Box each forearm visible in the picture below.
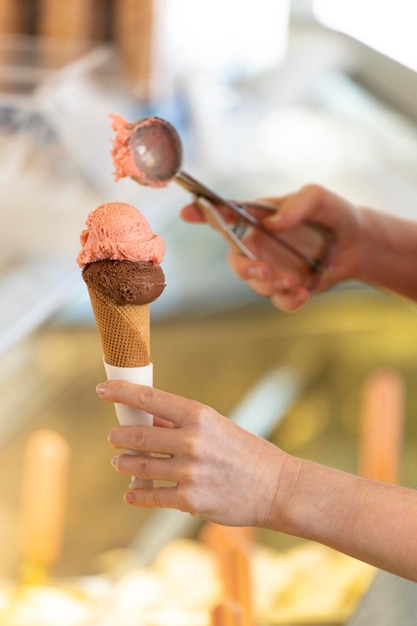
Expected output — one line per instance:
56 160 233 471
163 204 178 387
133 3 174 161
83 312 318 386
357 208 417 301
272 456 417 580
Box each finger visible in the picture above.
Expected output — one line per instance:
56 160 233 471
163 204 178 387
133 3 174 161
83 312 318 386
271 287 310 312
263 185 339 232
261 189 319 232
181 197 282 224
123 485 185 511
108 424 181 455
179 203 206 223
112 452 182 484
153 415 174 428
227 249 302 295
243 196 284 217
124 485 207 520
97 382 200 427
226 249 270 281
246 279 274 298
182 200 250 227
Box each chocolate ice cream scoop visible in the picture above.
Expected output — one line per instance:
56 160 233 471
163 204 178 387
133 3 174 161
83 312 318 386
82 259 165 305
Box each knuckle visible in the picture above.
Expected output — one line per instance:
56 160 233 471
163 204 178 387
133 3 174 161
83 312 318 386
135 385 155 406
153 488 167 509
176 485 199 514
192 403 211 427
182 433 197 459
302 183 324 201
183 403 217 458
140 488 159 508
133 454 151 479
183 435 204 461
131 427 147 449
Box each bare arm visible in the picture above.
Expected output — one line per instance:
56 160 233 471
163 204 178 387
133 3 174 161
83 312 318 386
275 456 417 581
98 381 417 582
356 207 417 302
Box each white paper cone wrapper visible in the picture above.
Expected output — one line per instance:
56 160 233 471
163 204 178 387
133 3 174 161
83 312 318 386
104 360 154 489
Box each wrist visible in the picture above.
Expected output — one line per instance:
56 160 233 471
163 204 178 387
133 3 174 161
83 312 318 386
264 456 357 545
262 451 304 533
355 208 417 299
354 207 385 284
274 458 336 540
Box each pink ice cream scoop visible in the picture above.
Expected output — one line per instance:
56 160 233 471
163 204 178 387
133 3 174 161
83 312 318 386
110 114 180 188
76 202 165 268
109 114 142 182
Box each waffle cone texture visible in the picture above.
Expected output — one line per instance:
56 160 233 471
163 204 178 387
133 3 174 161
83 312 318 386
87 285 150 367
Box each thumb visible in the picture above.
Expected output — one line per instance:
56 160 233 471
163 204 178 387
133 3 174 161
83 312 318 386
262 195 306 232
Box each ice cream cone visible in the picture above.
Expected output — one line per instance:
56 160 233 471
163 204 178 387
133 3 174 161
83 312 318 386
86 283 155 489
86 284 150 368
77 202 165 490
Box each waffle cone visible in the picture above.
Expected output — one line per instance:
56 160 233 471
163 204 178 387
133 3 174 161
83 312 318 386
87 285 150 367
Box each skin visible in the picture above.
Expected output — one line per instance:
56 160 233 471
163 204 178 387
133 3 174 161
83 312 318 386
97 184 417 581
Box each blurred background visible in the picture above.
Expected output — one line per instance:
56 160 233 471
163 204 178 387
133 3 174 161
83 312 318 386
1 0 417 623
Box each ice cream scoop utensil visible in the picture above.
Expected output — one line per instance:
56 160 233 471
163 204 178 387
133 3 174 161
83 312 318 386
194 197 257 261
130 117 334 275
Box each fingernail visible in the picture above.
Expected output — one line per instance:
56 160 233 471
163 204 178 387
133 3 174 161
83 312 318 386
247 266 266 280
124 491 135 504
96 382 108 396
111 455 119 467
292 289 310 308
273 277 291 291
